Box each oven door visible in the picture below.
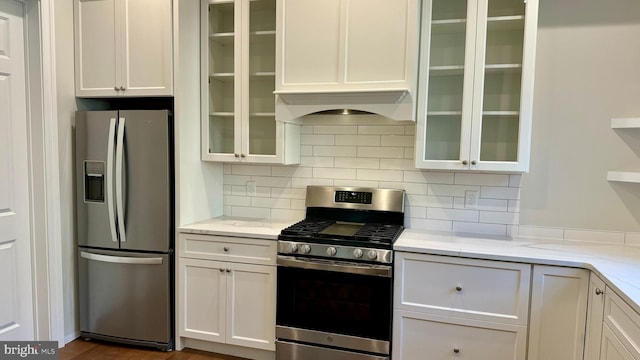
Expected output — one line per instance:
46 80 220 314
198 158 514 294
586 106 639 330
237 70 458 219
276 255 392 355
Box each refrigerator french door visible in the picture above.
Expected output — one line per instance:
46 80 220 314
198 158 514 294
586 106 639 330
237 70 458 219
75 110 173 350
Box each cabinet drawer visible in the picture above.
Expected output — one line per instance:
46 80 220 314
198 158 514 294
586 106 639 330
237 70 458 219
393 310 527 360
179 233 277 266
604 289 640 358
394 253 531 325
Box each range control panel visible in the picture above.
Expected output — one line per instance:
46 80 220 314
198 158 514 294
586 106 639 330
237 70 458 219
334 190 373 204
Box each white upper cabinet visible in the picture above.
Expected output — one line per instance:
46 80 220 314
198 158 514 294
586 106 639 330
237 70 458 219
74 0 174 97
201 0 300 164
274 0 420 121
415 0 538 172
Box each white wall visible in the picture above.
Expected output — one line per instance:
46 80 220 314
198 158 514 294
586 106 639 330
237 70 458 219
519 0 640 232
53 0 78 343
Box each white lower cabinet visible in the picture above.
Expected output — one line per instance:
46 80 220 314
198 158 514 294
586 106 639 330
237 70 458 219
393 252 530 360
393 310 527 360
527 265 590 360
601 290 640 360
601 324 637 360
585 273 608 360
177 234 276 352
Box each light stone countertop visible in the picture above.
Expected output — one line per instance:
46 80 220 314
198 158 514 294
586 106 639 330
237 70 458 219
396 229 640 314
177 217 640 314
177 216 297 240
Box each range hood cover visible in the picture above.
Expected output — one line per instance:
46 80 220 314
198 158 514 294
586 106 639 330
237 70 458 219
274 89 415 122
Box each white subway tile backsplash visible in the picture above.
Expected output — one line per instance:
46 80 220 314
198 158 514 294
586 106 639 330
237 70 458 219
333 179 380 188
314 125 357 135
223 175 251 186
291 199 306 210
379 159 414 170
454 173 509 186
231 206 270 219
453 222 507 237
479 211 519 225
252 197 291 209
272 166 313 178
428 184 480 197
481 186 520 200
564 229 625 244
357 169 403 182
271 209 305 221
224 195 251 207
223 206 232 216
270 187 306 199
335 157 380 169
509 174 523 187
428 208 479 222
291 177 334 188
231 185 246 196
301 134 335 146
301 125 314 134
231 164 271 176
405 125 416 136
405 218 452 232
508 200 520 213
223 185 232 195
300 145 313 156
314 168 356 180
358 126 406 135
406 194 453 208
223 164 232 174
404 148 415 159
300 156 335 168
381 136 414 147
255 187 271 197
336 135 380 146
358 146 405 159
251 176 293 188
453 197 509 212
314 146 357 157
405 206 427 218
404 171 454 184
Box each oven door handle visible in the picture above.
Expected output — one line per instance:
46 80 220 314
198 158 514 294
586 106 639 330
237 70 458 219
277 255 392 278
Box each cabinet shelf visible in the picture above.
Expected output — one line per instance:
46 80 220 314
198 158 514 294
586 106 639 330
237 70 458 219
250 72 275 77
209 32 235 46
430 65 464 76
431 19 466 34
427 111 462 116
611 118 640 128
483 111 519 116
607 171 640 183
250 112 276 117
250 30 276 36
210 112 235 117
487 15 525 30
485 64 522 72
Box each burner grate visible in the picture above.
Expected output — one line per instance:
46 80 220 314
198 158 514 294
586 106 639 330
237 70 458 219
354 224 403 244
280 219 334 237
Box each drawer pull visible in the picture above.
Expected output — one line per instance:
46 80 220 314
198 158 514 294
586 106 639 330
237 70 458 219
455 286 463 292
226 268 231 273
453 348 460 354
219 268 224 272
224 247 230 252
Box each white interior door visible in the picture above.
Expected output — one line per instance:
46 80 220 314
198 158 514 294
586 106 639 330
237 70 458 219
0 0 34 341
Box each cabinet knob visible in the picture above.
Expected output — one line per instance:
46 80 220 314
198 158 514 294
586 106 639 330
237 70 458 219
471 160 477 165
219 268 224 272
223 247 229 252
453 348 460 354
595 288 603 295
119 86 126 91
240 154 246 158
234 153 240 158
455 285 462 292
114 86 119 91
226 268 231 273
462 160 468 165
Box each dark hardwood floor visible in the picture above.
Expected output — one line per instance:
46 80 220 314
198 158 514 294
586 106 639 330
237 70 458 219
58 339 249 360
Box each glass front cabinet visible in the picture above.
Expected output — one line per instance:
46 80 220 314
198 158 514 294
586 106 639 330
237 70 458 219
201 0 300 164
415 0 538 172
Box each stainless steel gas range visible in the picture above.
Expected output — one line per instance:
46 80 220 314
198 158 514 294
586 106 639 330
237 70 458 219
276 186 405 360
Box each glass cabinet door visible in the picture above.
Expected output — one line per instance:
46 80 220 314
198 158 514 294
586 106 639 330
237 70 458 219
205 1 239 157
421 0 475 168
471 0 526 164
246 0 277 158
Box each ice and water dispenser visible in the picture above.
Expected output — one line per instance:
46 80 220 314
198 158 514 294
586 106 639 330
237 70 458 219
83 161 105 203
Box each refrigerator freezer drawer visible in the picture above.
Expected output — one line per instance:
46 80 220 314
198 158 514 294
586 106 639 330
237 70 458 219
78 248 172 348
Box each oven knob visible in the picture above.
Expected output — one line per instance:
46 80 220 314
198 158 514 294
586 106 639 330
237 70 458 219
326 247 337 256
353 249 363 258
366 249 378 260
301 244 311 254
289 243 298 253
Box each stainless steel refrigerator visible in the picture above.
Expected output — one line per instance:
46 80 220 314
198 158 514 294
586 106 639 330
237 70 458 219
75 110 173 350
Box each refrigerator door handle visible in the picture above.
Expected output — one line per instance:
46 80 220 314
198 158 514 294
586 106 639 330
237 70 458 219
107 118 118 244
80 251 163 265
115 117 126 243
